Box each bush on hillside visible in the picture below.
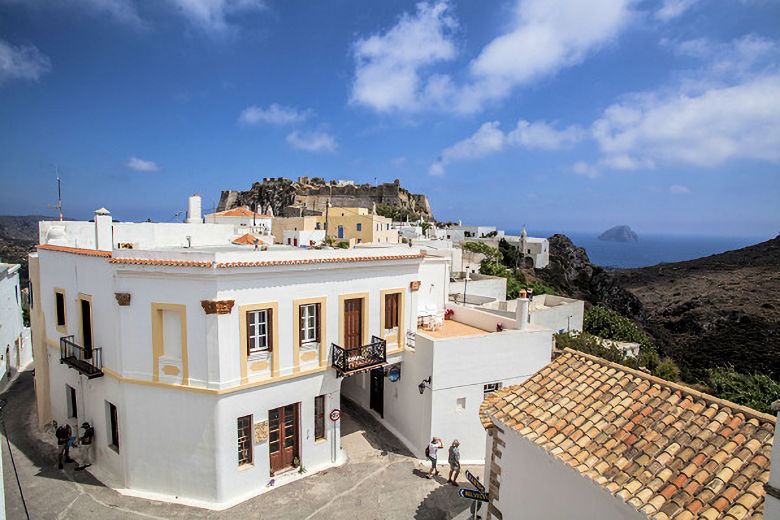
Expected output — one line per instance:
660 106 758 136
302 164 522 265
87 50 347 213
706 366 780 415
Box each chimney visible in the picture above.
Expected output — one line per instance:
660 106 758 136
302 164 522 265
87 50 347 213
94 208 112 251
187 194 202 223
515 298 529 330
765 400 780 518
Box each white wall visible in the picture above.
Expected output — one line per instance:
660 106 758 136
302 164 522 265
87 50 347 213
417 258 448 314
492 427 646 520
1 263 31 379
449 277 506 302
530 296 584 333
428 327 551 462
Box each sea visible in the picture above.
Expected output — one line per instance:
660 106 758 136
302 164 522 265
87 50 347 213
507 231 772 269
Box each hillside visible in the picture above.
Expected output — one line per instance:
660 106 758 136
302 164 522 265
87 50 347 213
615 236 780 380
0 215 56 284
537 234 780 380
218 177 435 221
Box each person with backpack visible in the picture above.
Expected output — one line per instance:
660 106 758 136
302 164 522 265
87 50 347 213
55 422 76 469
76 422 94 471
425 437 443 479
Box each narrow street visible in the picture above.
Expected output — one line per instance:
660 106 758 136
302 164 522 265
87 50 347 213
1 371 481 519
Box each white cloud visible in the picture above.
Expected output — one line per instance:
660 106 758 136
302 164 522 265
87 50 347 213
430 119 582 175
350 1 457 112
655 0 699 20
0 39 51 84
669 184 690 194
286 131 337 153
167 0 266 33
238 104 309 125
126 157 161 171
592 74 780 169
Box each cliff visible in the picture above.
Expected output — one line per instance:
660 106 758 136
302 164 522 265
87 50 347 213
217 178 435 221
598 225 638 242
0 215 61 284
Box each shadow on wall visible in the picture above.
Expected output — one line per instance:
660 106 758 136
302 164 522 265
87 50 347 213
340 397 413 458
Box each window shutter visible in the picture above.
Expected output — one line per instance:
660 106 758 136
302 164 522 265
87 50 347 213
315 303 321 342
246 311 252 355
299 306 305 347
267 309 273 352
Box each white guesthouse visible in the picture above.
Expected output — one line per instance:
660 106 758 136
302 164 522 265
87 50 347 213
30 208 560 508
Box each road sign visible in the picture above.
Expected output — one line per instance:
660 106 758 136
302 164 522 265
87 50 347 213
329 409 341 422
458 489 489 502
465 470 485 493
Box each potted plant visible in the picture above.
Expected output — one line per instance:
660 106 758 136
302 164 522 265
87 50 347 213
444 309 454 320
496 322 504 332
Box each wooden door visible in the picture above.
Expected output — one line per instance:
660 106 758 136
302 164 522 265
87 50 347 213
370 368 384 417
269 403 299 474
344 298 362 349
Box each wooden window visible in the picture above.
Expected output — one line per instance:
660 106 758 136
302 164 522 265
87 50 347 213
384 293 399 330
314 395 325 440
237 415 253 466
300 303 320 345
108 401 119 451
55 291 66 327
247 309 271 354
483 382 502 399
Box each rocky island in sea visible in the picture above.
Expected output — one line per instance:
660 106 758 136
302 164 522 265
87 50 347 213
598 225 639 242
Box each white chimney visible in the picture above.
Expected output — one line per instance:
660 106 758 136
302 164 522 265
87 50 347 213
515 298 529 330
94 208 112 251
187 194 202 223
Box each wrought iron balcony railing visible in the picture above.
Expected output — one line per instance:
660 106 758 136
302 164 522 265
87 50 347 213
60 335 104 379
331 335 386 376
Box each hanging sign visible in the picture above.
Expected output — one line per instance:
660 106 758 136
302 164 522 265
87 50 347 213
329 409 341 422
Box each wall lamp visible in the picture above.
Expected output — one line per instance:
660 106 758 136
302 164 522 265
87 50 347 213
418 376 432 394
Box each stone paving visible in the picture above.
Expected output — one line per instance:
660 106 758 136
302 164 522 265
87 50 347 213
1 371 482 519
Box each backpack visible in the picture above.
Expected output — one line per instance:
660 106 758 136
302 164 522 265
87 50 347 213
56 425 70 444
82 426 95 445
425 445 430 458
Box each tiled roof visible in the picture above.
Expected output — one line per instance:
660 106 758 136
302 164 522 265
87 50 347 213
37 244 112 257
108 258 213 267
231 233 268 245
480 349 776 520
108 253 426 268
206 207 270 218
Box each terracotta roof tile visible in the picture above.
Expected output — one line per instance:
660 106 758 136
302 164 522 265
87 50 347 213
479 349 776 520
37 244 112 257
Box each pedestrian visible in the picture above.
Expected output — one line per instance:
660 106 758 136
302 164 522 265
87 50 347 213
55 422 76 469
447 439 460 485
76 422 94 471
425 436 443 478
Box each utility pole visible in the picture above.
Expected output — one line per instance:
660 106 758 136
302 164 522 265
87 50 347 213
324 185 331 241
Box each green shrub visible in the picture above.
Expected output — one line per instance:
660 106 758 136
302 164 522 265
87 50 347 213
706 366 780 414
584 305 655 350
654 358 681 382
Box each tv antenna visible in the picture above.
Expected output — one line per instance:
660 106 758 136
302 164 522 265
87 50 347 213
48 167 63 221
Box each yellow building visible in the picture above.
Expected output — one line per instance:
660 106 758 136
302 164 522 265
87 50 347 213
271 207 398 246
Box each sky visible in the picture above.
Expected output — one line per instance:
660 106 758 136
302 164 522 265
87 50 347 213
0 0 778 237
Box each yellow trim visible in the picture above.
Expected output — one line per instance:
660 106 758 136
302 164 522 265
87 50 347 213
238 302 279 383
301 350 317 362
151 303 189 385
250 360 269 371
54 287 67 334
101 365 328 395
293 296 327 371
77 293 94 352
338 292 369 347
379 288 405 352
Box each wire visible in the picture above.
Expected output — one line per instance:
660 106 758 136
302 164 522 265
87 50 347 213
1 413 31 519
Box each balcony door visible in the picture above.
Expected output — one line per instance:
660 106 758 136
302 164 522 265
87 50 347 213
269 403 299 474
80 298 93 358
344 298 362 349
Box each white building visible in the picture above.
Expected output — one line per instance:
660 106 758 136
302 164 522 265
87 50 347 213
479 349 776 520
443 225 504 245
30 206 559 507
204 204 273 236
283 229 325 247
501 226 550 269
1 259 32 385
480 294 584 334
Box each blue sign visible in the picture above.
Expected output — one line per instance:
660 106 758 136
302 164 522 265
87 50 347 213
465 470 485 493
458 489 489 502
388 366 401 382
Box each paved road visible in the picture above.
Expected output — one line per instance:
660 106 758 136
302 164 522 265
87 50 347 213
2 371 482 519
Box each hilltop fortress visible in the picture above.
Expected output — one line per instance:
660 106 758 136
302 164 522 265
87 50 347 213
217 177 435 221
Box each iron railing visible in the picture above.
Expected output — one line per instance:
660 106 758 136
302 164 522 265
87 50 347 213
60 335 103 378
331 335 386 376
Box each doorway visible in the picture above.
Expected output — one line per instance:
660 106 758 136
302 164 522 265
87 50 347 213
370 368 384 418
80 298 93 358
269 403 300 474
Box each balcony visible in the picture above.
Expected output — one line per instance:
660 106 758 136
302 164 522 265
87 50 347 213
60 335 104 379
331 336 386 377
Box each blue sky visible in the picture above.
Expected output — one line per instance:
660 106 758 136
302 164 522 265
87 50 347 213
0 0 778 237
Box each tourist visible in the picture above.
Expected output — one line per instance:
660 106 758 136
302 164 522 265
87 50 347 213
426 437 443 478
76 422 94 471
55 422 76 469
447 439 460 485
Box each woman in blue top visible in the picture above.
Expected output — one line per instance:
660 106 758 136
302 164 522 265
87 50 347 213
447 439 460 485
